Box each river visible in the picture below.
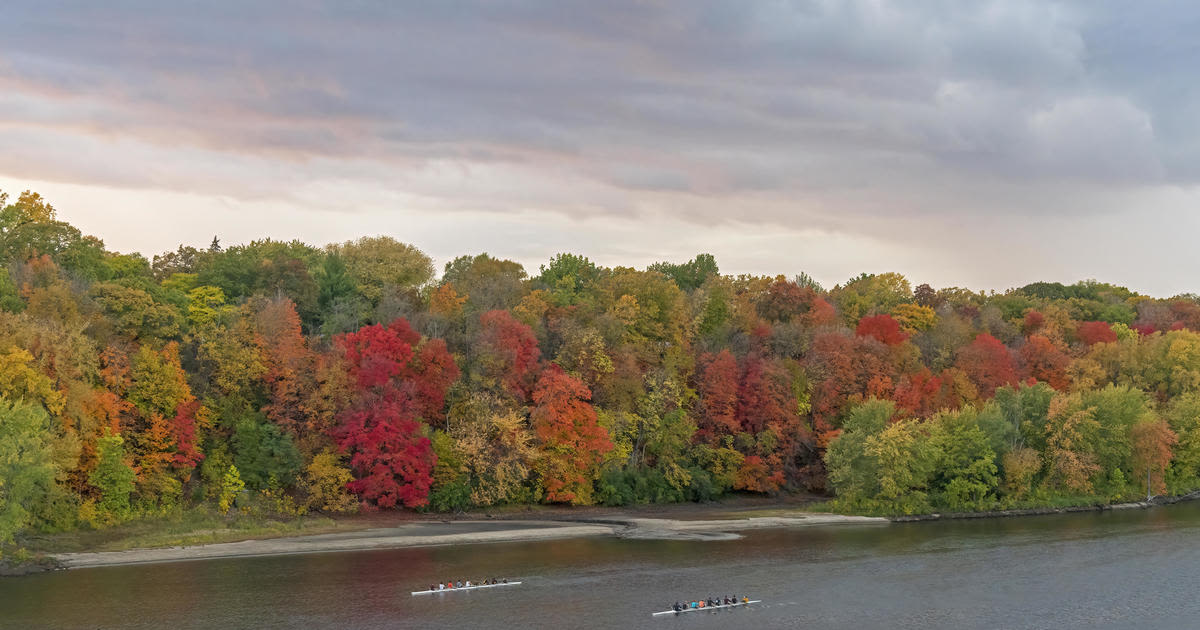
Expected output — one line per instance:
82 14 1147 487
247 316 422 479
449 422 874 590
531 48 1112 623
5 503 1200 629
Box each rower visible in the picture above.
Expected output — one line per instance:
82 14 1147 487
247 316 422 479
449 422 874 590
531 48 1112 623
742 596 749 604
673 602 682 612
465 580 472 587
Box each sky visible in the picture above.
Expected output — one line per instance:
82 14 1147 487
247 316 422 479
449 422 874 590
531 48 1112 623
2 1 1199 295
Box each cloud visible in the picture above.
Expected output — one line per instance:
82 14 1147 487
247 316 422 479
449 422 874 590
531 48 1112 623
1 1 1198 293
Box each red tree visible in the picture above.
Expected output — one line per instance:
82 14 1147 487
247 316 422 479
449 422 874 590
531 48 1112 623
1020 334 1070 389
856 314 907 346
530 365 612 504
477 310 541 400
339 322 415 389
1169 301 1200 331
337 389 434 508
893 368 952 417
697 350 739 441
735 355 813 487
1076 321 1117 346
955 333 1018 399
737 355 808 442
411 338 459 424
1131 323 1157 336
333 318 458 508
169 400 204 471
757 279 816 323
806 297 838 328
1022 310 1045 335
806 330 893 429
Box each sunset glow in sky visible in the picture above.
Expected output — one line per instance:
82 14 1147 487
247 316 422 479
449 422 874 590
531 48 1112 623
3 1 1199 294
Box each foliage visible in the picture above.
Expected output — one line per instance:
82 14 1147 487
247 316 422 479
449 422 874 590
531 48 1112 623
0 399 56 542
219 465 246 514
89 434 136 520
11 186 1200 541
530 366 613 504
326 236 434 304
301 451 359 514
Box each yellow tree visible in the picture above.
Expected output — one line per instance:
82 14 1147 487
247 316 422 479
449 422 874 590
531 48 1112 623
1131 418 1177 496
1043 394 1101 494
892 303 937 334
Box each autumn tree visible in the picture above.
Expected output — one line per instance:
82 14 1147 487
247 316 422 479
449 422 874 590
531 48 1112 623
332 318 458 508
856 314 908 346
696 350 739 441
473 310 541 401
955 333 1019 399
1077 321 1118 346
252 297 313 435
1020 334 1070 389
1043 394 1101 494
830 272 912 324
530 365 612 504
442 253 528 314
1131 418 1177 496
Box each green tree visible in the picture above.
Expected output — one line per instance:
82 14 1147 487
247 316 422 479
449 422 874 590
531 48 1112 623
535 253 600 307
824 399 893 507
929 409 999 511
231 414 302 490
830 272 912 324
0 399 56 543
326 236 434 304
89 434 136 520
648 253 719 292
865 419 935 514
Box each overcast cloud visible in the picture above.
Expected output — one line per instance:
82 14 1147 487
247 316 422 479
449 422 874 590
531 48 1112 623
1 1 1198 294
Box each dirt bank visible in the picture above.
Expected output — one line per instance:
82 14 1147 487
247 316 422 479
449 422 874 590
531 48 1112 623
53 511 885 570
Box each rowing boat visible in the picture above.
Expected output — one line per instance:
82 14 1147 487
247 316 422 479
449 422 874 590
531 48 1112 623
651 600 762 616
411 581 522 596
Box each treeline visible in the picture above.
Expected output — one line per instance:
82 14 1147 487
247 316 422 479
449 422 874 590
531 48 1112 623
4 188 1200 545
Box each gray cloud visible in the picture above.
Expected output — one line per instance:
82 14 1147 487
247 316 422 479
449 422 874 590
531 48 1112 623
1 1 1199 292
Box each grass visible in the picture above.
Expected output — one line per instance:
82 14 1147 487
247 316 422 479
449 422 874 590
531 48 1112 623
704 506 827 519
18 509 353 555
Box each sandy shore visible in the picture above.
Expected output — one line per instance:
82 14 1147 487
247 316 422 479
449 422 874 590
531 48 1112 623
615 514 885 540
53 512 885 570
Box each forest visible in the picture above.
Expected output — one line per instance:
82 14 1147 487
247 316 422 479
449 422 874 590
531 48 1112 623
3 187 1200 550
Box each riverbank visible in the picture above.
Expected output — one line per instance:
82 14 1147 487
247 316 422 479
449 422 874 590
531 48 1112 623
32 491 1200 573
886 490 1200 523
51 510 885 570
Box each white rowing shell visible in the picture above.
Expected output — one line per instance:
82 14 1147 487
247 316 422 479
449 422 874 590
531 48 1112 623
651 600 762 616
411 581 523 596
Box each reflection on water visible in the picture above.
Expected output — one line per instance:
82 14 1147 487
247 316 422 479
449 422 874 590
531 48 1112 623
6 504 1200 629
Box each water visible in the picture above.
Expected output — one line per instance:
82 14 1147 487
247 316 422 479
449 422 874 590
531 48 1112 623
5 504 1200 629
